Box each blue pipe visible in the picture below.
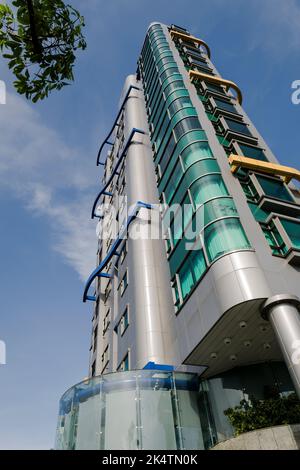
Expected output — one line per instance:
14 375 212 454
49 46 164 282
91 128 145 219
83 201 153 302
96 85 141 166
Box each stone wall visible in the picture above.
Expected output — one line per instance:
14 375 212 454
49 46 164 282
212 424 300 450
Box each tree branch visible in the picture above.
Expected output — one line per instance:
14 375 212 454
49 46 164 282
25 0 42 55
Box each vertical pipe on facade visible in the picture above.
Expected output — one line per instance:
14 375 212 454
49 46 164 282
122 74 179 369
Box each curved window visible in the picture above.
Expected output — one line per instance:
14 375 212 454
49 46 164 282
190 174 228 205
181 142 213 169
160 67 179 83
204 218 250 262
167 159 222 206
159 140 213 194
157 130 207 173
163 80 185 98
156 110 200 165
179 249 206 299
173 116 201 141
202 198 238 226
168 96 193 116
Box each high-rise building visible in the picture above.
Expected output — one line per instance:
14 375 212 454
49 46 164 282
55 22 300 450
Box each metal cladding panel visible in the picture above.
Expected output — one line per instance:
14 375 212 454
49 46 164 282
120 75 179 369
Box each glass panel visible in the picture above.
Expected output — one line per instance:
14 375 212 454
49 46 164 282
189 249 206 282
173 116 201 140
248 202 268 223
190 174 228 205
238 143 267 161
164 80 185 98
140 389 177 449
256 175 294 202
204 218 251 262
179 261 194 299
203 198 238 226
214 98 237 114
76 394 102 450
168 96 193 115
225 118 252 137
181 142 213 169
280 219 300 249
105 389 137 449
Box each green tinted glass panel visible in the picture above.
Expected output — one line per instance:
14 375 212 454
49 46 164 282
173 116 201 140
190 173 228 205
214 98 237 114
256 175 294 202
164 160 184 201
280 219 300 249
164 80 185 98
166 159 221 206
178 249 206 299
169 96 193 116
181 142 213 169
202 198 238 226
238 143 268 161
158 131 208 190
205 83 224 93
179 262 194 299
204 218 251 262
225 118 252 137
190 249 206 282
248 202 268 223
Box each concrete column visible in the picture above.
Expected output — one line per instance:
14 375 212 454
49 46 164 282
261 294 300 398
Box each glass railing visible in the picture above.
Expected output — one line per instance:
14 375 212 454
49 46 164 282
55 369 217 450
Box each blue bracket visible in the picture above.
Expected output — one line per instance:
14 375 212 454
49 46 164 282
83 201 153 303
143 362 174 371
91 128 145 219
96 85 141 166
98 273 113 279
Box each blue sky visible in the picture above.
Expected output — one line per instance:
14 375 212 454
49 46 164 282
0 0 299 449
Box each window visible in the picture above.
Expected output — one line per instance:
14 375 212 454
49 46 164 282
178 249 207 300
163 80 185 98
91 360 96 377
118 352 129 372
102 344 109 366
104 281 111 302
119 241 127 264
256 175 294 202
119 306 129 336
280 219 300 250
120 270 128 296
103 308 110 334
261 223 287 256
158 134 176 172
214 98 237 114
240 178 259 202
238 143 267 162
205 82 225 94
204 218 251 262
93 326 98 352
224 118 252 137
173 116 202 140
190 174 228 206
181 141 213 169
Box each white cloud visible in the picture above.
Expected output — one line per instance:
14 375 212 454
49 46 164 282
0 93 98 280
246 0 300 54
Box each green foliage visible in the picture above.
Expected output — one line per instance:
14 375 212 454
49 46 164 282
224 393 300 436
0 0 86 101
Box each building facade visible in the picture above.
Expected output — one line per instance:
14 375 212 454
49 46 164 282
55 22 300 450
